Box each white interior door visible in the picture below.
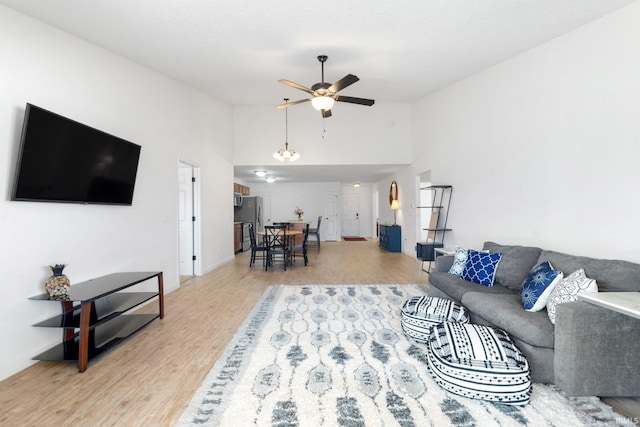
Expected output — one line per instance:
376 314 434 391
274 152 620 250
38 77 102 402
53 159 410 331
372 191 379 237
324 191 339 241
341 193 359 237
178 165 194 276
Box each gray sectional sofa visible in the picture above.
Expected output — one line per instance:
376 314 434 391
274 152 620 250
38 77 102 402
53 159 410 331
428 241 640 397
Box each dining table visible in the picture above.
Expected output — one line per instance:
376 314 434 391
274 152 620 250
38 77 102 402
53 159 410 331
256 229 303 241
268 221 309 244
256 228 305 269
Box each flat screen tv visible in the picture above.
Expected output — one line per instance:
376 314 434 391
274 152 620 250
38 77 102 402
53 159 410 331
12 104 141 205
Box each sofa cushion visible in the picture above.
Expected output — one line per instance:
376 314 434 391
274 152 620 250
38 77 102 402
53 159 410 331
546 268 598 324
429 271 514 302
435 255 454 272
520 261 563 312
461 292 554 348
482 242 542 291
428 272 514 303
537 250 640 292
461 250 502 286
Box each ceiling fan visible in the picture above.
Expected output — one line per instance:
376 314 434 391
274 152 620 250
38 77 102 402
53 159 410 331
276 55 375 118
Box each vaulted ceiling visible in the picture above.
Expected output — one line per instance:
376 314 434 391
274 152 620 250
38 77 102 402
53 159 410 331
2 0 635 182
1 0 634 106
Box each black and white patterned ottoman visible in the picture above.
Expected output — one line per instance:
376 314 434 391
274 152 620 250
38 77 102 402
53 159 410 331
427 322 531 405
401 296 470 344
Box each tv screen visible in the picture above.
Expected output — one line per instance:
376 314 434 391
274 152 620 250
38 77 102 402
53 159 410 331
12 104 141 205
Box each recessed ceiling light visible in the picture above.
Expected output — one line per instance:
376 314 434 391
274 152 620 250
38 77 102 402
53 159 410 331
265 177 276 183
353 182 361 187
254 170 267 177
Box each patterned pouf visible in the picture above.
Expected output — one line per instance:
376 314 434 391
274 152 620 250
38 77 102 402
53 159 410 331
401 296 470 343
427 322 531 405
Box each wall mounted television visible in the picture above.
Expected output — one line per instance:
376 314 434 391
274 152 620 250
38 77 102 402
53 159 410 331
12 104 142 205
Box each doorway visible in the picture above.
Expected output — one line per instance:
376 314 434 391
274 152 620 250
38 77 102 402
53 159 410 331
342 193 359 237
324 191 338 241
372 190 379 238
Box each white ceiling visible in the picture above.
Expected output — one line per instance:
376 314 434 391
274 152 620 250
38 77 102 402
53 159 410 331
2 0 636 182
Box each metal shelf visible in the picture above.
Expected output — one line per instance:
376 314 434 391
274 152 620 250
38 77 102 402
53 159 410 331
417 185 453 272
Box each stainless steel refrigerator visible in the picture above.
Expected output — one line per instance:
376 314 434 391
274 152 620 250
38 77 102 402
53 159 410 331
234 196 263 250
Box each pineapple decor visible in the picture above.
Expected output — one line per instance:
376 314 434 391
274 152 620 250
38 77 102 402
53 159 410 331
45 263 70 300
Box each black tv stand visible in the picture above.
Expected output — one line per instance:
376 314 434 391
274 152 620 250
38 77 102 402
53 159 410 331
30 271 164 372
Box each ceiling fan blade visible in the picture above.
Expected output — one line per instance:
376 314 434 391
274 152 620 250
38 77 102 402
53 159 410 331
335 95 375 106
321 109 332 118
276 99 310 109
328 74 359 93
278 79 314 95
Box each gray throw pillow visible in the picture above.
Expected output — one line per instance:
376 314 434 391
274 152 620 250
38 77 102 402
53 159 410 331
483 242 542 291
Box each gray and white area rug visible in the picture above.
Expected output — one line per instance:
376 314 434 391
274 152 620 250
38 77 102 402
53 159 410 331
176 284 633 427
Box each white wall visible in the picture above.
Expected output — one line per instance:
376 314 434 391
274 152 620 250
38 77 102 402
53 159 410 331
0 7 234 380
250 181 340 240
233 103 412 166
392 1 640 262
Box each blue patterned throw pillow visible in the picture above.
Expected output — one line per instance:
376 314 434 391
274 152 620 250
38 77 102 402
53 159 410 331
520 261 564 312
461 250 502 286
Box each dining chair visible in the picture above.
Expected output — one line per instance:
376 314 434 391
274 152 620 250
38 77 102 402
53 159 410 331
292 223 310 266
247 223 267 267
264 224 290 271
308 216 322 252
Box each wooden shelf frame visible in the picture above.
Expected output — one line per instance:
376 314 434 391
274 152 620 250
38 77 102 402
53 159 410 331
30 271 164 373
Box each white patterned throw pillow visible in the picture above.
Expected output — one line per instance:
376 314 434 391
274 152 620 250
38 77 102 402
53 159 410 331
448 247 468 276
448 247 489 276
546 268 598 324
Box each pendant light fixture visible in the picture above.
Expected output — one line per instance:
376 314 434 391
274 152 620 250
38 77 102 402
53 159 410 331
273 98 300 162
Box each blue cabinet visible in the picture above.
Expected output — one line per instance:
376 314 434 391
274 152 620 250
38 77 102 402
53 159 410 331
379 225 401 252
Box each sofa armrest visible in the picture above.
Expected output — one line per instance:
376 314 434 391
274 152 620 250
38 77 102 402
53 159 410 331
554 300 640 396
435 255 454 272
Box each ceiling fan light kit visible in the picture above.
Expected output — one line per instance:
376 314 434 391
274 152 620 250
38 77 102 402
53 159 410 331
311 96 335 111
277 55 375 118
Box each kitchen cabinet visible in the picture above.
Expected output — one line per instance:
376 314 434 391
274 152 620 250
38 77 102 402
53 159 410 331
233 183 250 196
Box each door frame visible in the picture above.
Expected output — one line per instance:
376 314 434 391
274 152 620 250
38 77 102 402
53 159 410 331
178 161 202 277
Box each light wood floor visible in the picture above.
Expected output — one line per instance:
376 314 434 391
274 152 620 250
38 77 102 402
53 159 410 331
0 240 636 426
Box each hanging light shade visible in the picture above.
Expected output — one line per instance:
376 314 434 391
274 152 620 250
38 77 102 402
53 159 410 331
311 96 335 111
273 142 300 161
273 99 300 162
